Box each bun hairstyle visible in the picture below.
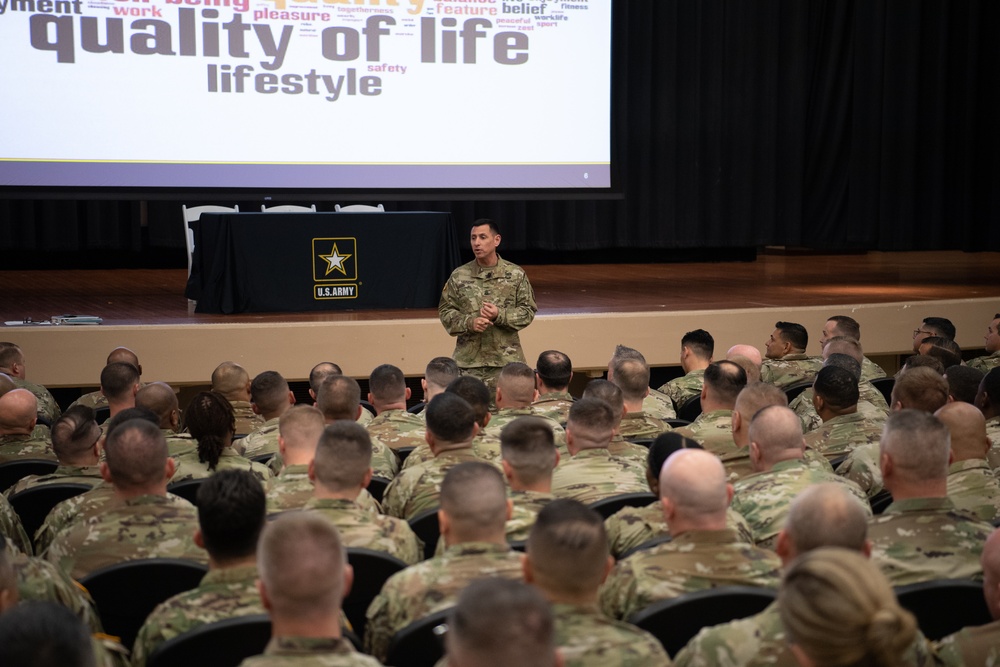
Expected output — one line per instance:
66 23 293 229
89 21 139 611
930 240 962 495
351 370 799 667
184 391 235 471
778 547 917 667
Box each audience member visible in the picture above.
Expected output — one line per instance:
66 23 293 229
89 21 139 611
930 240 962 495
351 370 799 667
485 362 566 444
176 392 273 482
531 349 575 426
0 342 61 422
308 361 373 426
935 528 1000 665
581 379 647 463
819 315 887 380
421 356 460 405
937 401 1000 522
135 382 196 458
4 405 102 497
98 361 141 421
69 347 143 411
911 316 956 353
241 371 295 459
802 365 885 461
609 344 677 420
674 360 746 456
918 335 963 369
945 364 985 404
0 388 54 462
760 321 822 388
0 601 97 667
608 352 673 438
659 329 714 409
365 364 427 453
499 416 559 542
211 361 264 436
315 375 398 479
968 313 1000 373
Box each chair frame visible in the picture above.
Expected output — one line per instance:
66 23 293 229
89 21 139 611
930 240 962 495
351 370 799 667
181 204 239 276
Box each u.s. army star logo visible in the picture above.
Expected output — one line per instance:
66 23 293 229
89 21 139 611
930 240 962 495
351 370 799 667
312 237 358 283
320 243 352 276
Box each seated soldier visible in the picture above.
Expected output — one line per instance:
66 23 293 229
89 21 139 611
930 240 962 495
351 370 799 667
760 321 822 388
0 389 55 462
308 361 373 426
658 329 714 409
608 352 673 438
0 342 61 423
69 347 143 411
581 380 647 463
5 405 103 497
365 364 427 451
946 364 985 404
483 363 567 447
531 350 576 426
674 360 747 456
97 361 141 424
937 402 1000 523
316 375 398 480
726 344 763 384
978 368 1000 469
819 315 887 381
0 601 96 667
172 392 273 483
135 382 196 458
935 528 1000 665
911 316 956 353
240 371 295 459
609 345 676 420
420 356 460 406
803 366 885 461
919 335 963 369
211 361 264 437
968 313 1000 373
499 416 559 542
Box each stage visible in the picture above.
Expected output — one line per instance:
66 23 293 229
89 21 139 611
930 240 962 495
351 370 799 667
1 251 998 389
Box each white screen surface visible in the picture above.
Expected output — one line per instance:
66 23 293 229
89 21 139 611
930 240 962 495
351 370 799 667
0 0 611 189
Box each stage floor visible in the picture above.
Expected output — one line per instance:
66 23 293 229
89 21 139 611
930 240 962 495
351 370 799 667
2 251 998 387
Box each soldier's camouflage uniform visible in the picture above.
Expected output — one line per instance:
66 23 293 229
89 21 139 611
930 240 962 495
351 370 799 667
674 600 939 667
6 540 103 632
968 350 1000 373
759 355 823 389
382 447 499 520
131 564 264 667
986 416 1000 472
790 385 888 433
834 442 883 498
5 463 103 498
366 409 427 452
604 501 753 559
34 482 116 554
303 497 423 565
364 541 523 661
607 435 650 465
731 459 870 549
532 390 575 426
801 410 886 461
163 430 198 458
868 497 994 585
860 356 888 381
401 431 504 470
11 377 62 422
229 400 265 437
674 410 739 457
553 602 671 667
598 528 781 621
240 417 280 459
618 412 672 441
935 619 1000 667
265 464 381 515
240 636 383 667
172 447 274 484
719 447 833 485
45 493 207 579
947 458 1000 522
506 489 556 542
659 369 706 410
643 389 678 420
438 256 537 389
484 408 567 450
551 449 649 505
1 490 32 554
0 432 56 463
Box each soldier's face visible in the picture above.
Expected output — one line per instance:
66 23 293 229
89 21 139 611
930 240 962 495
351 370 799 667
764 330 786 359
986 319 1000 353
912 322 936 352
820 320 839 346
470 225 500 264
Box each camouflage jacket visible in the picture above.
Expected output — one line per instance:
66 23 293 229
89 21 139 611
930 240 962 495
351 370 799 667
12 377 62 422
265 464 381 515
0 432 56 463
987 417 1000 471
935 618 1000 667
364 541 523 660
303 497 423 565
618 412 672 441
802 410 886 461
643 389 678 420
7 541 103 633
484 408 567 448
732 459 870 549
401 431 504 470
230 400 265 437
382 447 496 519
241 636 383 667
551 448 649 505
532 390 575 426
968 350 1000 373
507 489 557 542
719 447 833 484
553 602 671 667
34 482 116 555
947 458 1000 522
790 384 888 433
860 356 888 381
163 430 198 458
131 564 263 667
438 256 536 369
171 447 274 484
760 354 823 389
1 491 31 554
240 418 280 458
674 600 939 667
5 464 103 498
598 528 781 621
835 442 883 498
45 493 207 579
604 501 754 559
607 435 650 465
675 410 738 457
868 496 994 585
366 409 427 451
658 368 706 409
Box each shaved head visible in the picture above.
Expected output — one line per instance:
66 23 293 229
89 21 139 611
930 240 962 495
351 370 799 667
278 405 326 463
107 347 140 371
935 401 990 462
211 361 250 400
880 409 951 483
749 406 804 464
440 462 508 541
136 382 178 429
0 389 37 433
497 362 537 406
728 344 763 368
659 449 729 523
783 484 869 556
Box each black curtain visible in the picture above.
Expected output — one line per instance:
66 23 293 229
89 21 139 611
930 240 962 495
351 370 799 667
2 0 998 255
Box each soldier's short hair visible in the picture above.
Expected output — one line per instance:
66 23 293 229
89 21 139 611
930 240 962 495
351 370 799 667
0 601 96 667
922 317 956 341
774 322 808 351
778 548 916 667
823 353 862 382
184 392 235 472
0 342 24 371
900 354 945 377
535 350 572 389
734 383 788 421
446 579 556 667
314 421 373 491
104 418 169 490
880 409 951 482
426 392 477 443
827 316 862 341
704 361 747 405
500 417 557 485
135 383 178 428
197 469 266 562
784 484 869 554
608 357 649 403
104 406 159 440
749 406 804 459
647 432 703 478
813 366 860 411
682 329 715 359
823 337 864 365
890 366 949 413
527 499 608 597
611 344 646 364
211 361 250 396
278 405 325 454
424 357 460 392
0 389 35 431
445 376 491 427
566 397 615 442
250 371 290 415
258 513 347 621
308 362 342 394
50 406 100 462
497 362 536 404
316 375 361 421
920 337 963 369
472 218 500 236
99 361 140 402
368 364 407 404
440 462 508 536
582 379 624 417
945 365 985 404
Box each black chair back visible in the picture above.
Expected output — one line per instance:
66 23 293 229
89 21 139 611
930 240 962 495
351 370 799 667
407 402 426 415
0 459 58 493
344 548 408 639
385 607 452 667
167 478 206 507
367 476 391 504
620 534 673 560
628 586 777 657
869 377 896 405
676 396 702 422
249 453 274 465
408 507 441 561
665 419 692 428
79 558 209 649
147 613 271 667
587 493 658 520
894 579 992 641
869 489 894 515
397 446 416 463
9 482 91 542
